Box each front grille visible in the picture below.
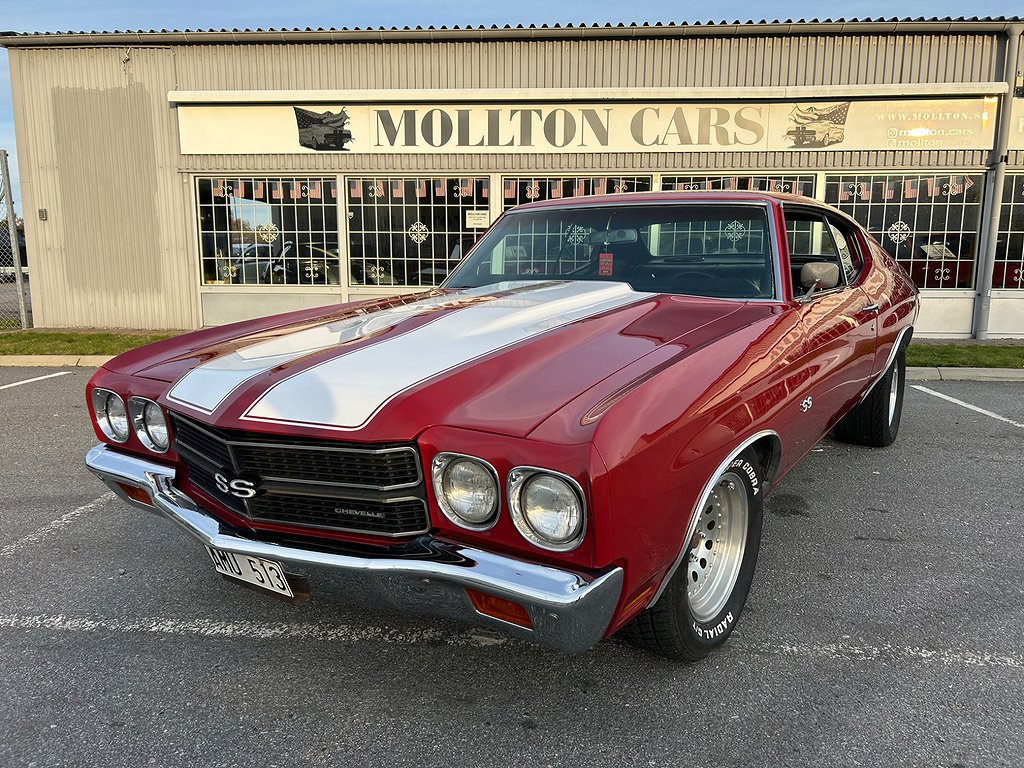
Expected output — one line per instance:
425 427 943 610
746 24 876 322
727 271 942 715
247 495 429 536
231 442 420 488
169 413 430 537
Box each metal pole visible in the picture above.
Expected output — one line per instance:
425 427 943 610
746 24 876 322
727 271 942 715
973 25 1022 339
0 150 28 330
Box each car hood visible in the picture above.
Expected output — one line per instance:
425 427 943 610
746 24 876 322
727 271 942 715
113 281 773 441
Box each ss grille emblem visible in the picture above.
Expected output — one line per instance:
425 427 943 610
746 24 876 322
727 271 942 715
800 396 813 413
214 471 259 499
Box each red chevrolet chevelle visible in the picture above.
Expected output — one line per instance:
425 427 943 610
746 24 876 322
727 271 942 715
86 192 917 659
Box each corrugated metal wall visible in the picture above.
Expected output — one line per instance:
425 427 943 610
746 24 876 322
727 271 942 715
10 46 198 329
7 30 1013 328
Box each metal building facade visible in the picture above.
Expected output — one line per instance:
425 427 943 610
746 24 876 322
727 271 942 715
3 19 1023 335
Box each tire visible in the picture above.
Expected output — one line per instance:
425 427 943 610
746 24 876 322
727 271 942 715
626 449 764 661
832 346 906 447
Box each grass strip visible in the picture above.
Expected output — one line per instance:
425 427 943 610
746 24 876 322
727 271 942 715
905 344 1024 369
0 330 179 356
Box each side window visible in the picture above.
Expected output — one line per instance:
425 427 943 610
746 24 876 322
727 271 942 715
826 218 864 284
784 209 846 293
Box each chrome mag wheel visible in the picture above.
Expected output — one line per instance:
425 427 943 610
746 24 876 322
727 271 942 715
888 360 901 426
686 471 749 623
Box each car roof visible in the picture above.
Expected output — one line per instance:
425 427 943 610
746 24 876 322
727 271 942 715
510 189 831 212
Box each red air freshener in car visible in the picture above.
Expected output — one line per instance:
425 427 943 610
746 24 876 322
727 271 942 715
598 252 614 276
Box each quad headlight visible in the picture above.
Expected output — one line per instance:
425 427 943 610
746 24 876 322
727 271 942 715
432 453 499 530
90 389 130 443
129 397 170 453
508 468 586 551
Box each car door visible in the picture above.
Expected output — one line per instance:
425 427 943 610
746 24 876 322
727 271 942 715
783 207 878 454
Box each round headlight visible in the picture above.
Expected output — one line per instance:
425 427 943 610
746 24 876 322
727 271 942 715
509 469 585 551
432 454 499 529
142 401 170 451
92 389 130 443
128 397 170 453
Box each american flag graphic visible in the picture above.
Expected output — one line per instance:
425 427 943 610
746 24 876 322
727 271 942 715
859 182 872 202
503 179 516 199
593 178 606 194
391 180 404 199
435 180 445 197
252 181 265 199
271 182 283 200
415 179 428 198
574 178 587 197
904 180 918 199
211 180 226 198
348 179 362 199
790 102 852 126
550 180 563 198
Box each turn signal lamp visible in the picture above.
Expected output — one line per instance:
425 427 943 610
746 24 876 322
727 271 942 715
117 483 153 507
466 589 533 629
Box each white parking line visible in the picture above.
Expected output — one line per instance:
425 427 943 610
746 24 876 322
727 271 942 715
0 492 115 558
0 612 506 647
0 611 1021 669
0 371 71 391
744 640 1024 670
910 385 1024 430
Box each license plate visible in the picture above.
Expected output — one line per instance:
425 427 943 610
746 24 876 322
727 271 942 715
205 546 294 598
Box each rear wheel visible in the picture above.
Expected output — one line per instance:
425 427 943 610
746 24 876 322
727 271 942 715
626 449 764 661
833 346 906 447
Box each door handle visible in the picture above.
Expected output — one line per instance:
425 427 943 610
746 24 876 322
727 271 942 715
858 303 880 315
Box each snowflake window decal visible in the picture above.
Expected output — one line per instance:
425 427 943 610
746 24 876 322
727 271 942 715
724 220 747 243
887 220 911 245
565 224 588 246
408 221 430 244
257 222 280 244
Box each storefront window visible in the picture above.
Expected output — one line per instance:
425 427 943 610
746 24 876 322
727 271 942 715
500 176 652 210
346 177 489 287
824 174 983 289
660 174 816 196
196 178 339 286
995 173 1024 289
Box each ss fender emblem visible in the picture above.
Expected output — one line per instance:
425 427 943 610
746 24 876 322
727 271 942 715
214 471 259 499
800 396 813 413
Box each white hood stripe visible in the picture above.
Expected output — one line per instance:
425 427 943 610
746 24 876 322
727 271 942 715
241 281 647 431
166 289 494 414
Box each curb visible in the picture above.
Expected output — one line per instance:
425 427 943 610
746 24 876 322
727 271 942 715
0 355 113 368
906 367 1024 382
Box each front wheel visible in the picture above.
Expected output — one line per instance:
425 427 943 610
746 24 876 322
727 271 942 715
832 346 906 447
626 449 764 661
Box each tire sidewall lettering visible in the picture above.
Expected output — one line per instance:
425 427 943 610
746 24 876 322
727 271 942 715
728 458 760 496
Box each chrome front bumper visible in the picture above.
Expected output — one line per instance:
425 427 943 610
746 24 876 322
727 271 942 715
85 444 622 652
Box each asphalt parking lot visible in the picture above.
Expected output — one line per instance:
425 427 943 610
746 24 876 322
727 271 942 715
0 366 1021 768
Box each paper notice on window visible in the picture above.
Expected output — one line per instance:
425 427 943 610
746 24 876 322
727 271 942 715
465 210 491 229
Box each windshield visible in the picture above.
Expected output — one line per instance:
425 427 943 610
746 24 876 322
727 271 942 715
444 203 776 299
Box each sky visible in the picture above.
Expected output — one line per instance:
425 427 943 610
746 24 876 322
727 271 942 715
1 0 1021 211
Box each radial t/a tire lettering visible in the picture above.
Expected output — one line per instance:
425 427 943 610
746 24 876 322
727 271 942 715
626 448 764 661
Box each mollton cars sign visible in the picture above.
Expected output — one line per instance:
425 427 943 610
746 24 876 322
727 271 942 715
177 98 997 154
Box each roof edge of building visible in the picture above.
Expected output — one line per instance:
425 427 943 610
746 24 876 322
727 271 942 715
2 18 1024 48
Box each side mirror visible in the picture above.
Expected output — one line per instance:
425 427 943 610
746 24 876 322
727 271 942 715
799 262 840 299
